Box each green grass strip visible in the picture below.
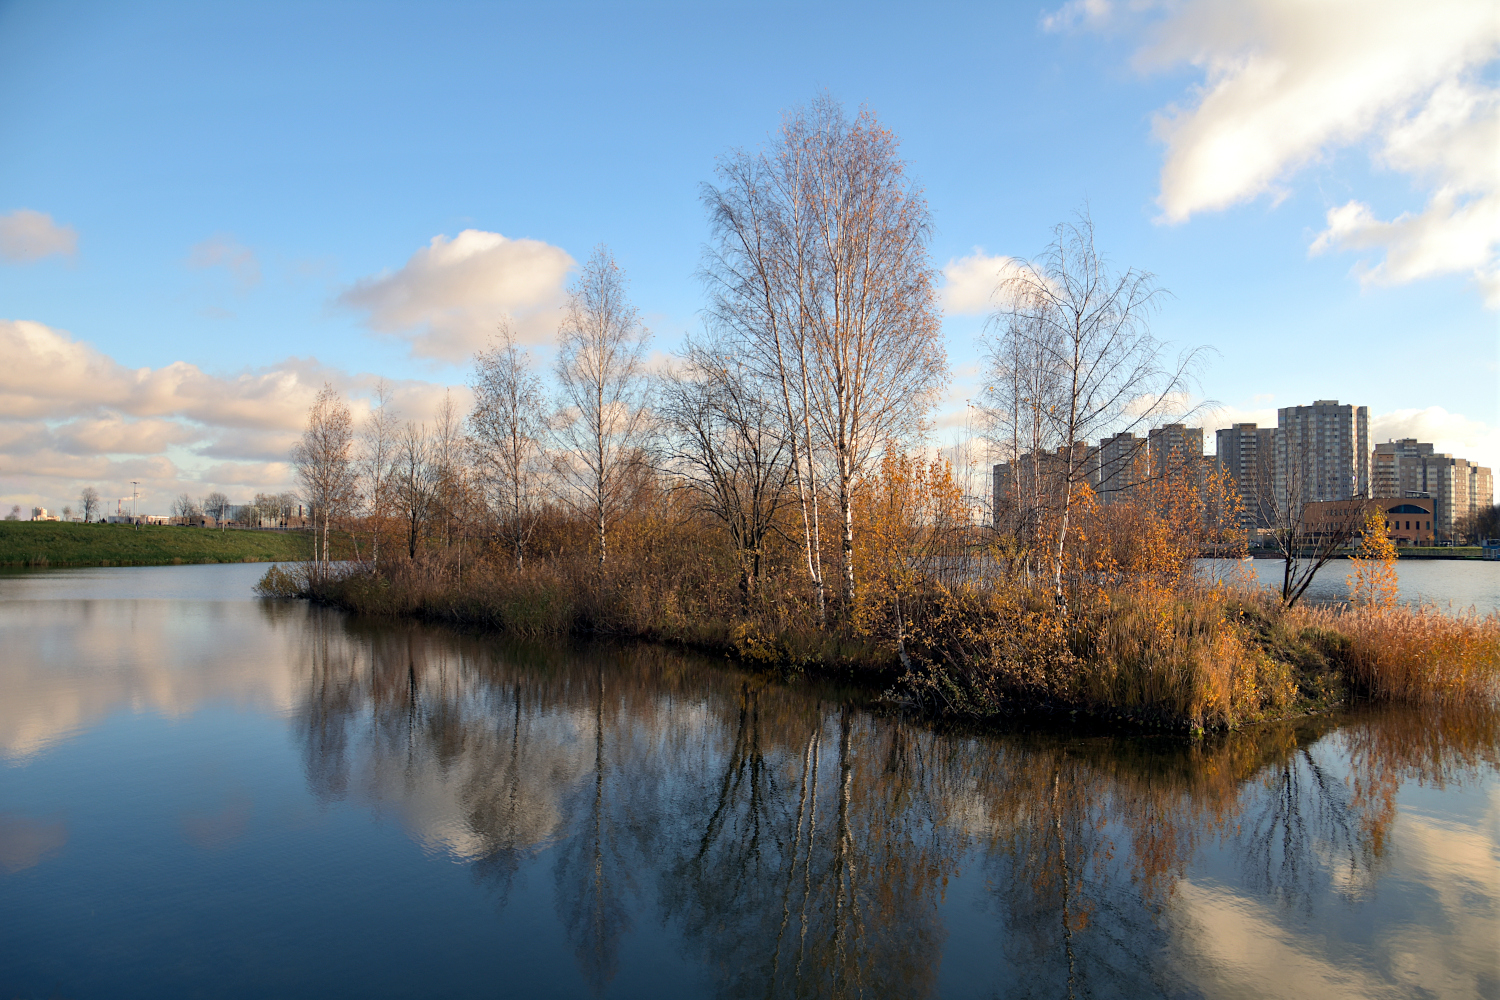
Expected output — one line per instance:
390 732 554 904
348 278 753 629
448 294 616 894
0 521 315 567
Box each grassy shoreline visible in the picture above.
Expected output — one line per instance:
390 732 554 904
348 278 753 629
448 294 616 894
0 520 312 567
259 558 1496 735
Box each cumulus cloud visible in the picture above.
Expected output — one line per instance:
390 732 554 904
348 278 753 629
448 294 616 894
0 209 77 262
196 428 304 463
1370 406 1500 472
1053 0 1500 304
0 319 460 514
338 229 575 361
188 234 261 290
201 461 294 487
0 319 320 429
941 252 1031 315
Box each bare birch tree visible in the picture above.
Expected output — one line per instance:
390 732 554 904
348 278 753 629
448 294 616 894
470 321 548 568
202 490 230 534
360 379 399 568
430 390 470 550
1257 438 1368 608
78 486 100 523
291 383 359 574
394 421 435 560
995 211 1204 606
552 246 652 567
703 95 946 618
984 304 1065 582
658 337 796 598
703 142 830 623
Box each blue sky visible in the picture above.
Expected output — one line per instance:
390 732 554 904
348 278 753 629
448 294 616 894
1 0 1496 513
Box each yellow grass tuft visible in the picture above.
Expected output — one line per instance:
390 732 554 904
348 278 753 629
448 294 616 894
1293 602 1500 707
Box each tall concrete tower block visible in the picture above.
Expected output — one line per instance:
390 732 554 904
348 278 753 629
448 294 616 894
1148 424 1203 480
1275 401 1369 505
1215 423 1277 526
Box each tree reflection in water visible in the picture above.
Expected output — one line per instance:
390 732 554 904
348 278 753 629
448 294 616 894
286 610 1499 999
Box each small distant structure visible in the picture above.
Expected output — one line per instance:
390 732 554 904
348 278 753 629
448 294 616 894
30 507 59 521
1301 498 1434 545
1482 539 1500 561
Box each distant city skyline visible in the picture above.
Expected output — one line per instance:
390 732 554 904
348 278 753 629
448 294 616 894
2 1 1495 513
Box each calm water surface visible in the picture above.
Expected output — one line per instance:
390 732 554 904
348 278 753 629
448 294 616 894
2 564 1497 999
1219 556 1500 613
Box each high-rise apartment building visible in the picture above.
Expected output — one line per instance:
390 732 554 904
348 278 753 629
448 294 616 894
1372 438 1435 498
1148 424 1203 479
992 443 1092 526
1275 400 1369 506
1093 432 1147 504
1215 423 1277 526
1471 465 1494 523
1371 438 1493 540
1427 456 1472 541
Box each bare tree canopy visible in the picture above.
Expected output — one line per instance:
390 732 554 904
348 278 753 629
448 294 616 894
78 486 100 523
394 420 435 560
658 337 796 598
470 320 548 568
1259 439 1370 608
292 383 359 572
552 246 652 566
703 95 947 617
988 210 1206 604
360 378 399 566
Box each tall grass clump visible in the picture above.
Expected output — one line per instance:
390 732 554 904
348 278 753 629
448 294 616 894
1293 603 1500 707
1078 587 1296 730
904 583 1296 731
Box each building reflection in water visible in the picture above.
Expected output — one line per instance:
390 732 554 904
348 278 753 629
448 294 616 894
288 608 1500 999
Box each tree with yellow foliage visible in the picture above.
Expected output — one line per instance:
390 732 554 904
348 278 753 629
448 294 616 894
1348 507 1398 611
854 451 967 667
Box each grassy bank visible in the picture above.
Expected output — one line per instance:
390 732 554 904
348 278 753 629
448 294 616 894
260 554 1500 734
261 556 897 678
0 520 313 567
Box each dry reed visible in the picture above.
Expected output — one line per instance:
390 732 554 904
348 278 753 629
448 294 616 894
1290 602 1500 707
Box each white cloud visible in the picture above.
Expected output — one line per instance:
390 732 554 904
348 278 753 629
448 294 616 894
201 461 294 488
941 252 1030 315
51 415 199 456
0 319 314 429
1041 0 1114 33
1056 0 1500 304
1171 796 1500 1000
0 319 461 513
1370 406 1500 472
193 428 302 463
0 209 77 262
188 234 261 290
338 229 575 362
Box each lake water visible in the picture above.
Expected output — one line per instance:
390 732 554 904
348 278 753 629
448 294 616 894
2 564 1497 999
1209 556 1500 614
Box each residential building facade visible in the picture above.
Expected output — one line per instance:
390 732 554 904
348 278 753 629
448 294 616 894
1148 424 1203 480
1275 400 1369 506
1372 438 1434 499
1093 432 1147 505
1216 423 1277 527
1371 438 1494 541
1470 464 1494 526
